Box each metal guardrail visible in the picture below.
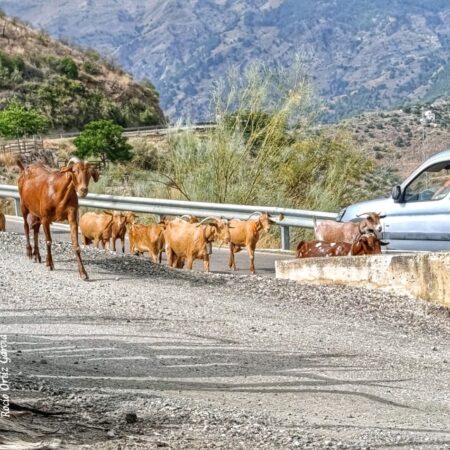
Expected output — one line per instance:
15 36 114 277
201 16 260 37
0 184 337 250
21 122 217 141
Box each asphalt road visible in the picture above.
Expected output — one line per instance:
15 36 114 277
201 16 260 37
1 232 449 449
5 215 293 276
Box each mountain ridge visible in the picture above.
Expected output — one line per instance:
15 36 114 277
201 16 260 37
3 0 450 120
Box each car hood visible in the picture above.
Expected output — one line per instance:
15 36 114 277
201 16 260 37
341 197 395 221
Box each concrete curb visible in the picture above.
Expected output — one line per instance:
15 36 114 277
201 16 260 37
276 252 450 308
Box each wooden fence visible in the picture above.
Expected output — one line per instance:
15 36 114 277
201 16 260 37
0 139 44 156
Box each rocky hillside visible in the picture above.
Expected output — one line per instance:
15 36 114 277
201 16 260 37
3 0 450 121
0 13 165 131
335 99 450 178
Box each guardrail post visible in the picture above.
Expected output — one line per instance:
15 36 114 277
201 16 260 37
280 225 290 251
14 198 21 216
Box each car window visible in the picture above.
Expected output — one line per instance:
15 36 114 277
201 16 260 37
404 162 450 202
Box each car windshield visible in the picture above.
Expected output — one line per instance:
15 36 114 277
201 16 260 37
404 161 450 202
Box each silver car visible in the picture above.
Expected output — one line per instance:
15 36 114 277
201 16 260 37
339 149 450 251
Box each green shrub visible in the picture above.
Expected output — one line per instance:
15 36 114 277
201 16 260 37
394 136 404 147
139 108 159 126
82 60 101 76
74 119 133 165
0 51 24 74
57 57 79 79
0 101 48 138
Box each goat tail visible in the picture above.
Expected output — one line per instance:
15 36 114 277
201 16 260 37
16 157 25 172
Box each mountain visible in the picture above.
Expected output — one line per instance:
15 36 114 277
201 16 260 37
2 0 450 121
0 12 165 131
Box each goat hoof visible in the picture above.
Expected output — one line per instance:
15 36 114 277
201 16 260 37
80 269 89 280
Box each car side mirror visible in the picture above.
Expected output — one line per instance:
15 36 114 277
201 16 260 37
392 185 402 202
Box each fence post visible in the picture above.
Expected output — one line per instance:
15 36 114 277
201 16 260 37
14 198 21 216
280 225 290 251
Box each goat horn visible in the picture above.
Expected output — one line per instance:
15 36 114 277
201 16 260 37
356 212 372 217
67 156 81 166
247 211 263 220
180 215 193 221
196 216 218 226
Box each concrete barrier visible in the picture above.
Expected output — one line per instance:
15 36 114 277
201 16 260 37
275 252 450 308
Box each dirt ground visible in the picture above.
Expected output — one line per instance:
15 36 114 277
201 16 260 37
1 232 449 449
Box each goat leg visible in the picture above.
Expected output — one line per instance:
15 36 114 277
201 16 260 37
246 244 256 274
42 220 55 271
203 254 210 272
68 212 88 280
22 210 33 259
32 221 41 263
228 243 237 270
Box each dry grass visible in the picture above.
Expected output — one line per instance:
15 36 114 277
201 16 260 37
0 151 17 167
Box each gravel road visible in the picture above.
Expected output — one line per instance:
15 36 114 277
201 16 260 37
1 232 450 449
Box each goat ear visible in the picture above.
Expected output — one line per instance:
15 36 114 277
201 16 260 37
90 167 100 182
60 166 72 173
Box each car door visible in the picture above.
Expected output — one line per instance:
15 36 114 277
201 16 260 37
383 161 450 251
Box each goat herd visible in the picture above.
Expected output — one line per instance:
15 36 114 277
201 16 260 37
0 158 387 280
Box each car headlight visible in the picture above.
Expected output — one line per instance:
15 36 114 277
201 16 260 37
336 207 347 222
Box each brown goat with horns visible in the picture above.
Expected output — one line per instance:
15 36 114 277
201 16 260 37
228 212 275 273
17 157 99 279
